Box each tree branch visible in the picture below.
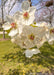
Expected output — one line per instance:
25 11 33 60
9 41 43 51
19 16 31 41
8 1 16 13
3 0 8 5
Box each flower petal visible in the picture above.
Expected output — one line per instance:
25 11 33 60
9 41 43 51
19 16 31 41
24 49 33 58
6 15 15 24
48 38 54 45
32 49 40 54
29 6 36 15
21 15 35 25
8 29 18 37
24 48 40 58
22 1 30 11
27 15 35 25
18 24 23 35
2 22 11 30
14 11 22 20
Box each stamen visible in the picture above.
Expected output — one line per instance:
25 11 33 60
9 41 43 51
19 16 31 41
50 28 54 34
11 23 16 28
29 34 35 40
23 12 29 19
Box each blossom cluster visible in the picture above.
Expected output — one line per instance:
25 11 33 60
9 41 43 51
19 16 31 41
2 1 54 58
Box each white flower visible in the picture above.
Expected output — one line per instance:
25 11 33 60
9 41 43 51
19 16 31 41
14 1 36 26
21 26 37 48
12 25 46 49
11 25 47 49
21 25 46 49
2 15 19 37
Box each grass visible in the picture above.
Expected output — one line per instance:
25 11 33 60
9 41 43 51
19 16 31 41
0 34 54 75
0 34 10 39
0 28 3 31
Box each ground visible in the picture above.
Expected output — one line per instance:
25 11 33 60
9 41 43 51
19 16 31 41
0 34 54 75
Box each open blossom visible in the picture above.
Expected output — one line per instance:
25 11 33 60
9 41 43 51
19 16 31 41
12 25 46 49
20 25 46 49
14 1 36 26
2 15 19 37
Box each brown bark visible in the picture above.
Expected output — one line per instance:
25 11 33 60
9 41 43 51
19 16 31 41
1 0 5 39
45 0 53 7
28 0 32 6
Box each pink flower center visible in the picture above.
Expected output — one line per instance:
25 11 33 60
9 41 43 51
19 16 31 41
50 29 54 34
29 34 34 40
11 23 16 28
23 12 29 19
